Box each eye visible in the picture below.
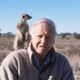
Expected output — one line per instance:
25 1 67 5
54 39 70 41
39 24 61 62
22 16 25 18
36 35 42 38
46 36 50 39
45 35 50 39
46 35 53 40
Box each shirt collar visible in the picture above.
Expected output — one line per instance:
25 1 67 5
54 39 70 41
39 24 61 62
32 51 51 72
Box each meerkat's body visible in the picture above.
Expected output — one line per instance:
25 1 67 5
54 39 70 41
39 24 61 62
13 14 32 50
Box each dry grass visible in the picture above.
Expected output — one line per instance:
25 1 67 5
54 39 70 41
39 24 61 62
0 36 80 80
55 38 80 80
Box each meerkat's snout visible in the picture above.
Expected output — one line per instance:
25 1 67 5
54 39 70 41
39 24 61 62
26 15 32 19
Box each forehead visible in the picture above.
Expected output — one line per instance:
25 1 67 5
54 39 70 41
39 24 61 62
31 23 53 36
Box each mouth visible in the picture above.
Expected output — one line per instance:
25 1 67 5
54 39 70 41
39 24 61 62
39 46 47 49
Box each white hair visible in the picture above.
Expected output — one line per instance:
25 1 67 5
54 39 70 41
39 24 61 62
29 18 57 37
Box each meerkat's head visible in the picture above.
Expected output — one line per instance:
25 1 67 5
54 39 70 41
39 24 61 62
21 14 32 22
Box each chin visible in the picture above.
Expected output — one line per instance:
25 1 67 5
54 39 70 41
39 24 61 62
38 50 47 55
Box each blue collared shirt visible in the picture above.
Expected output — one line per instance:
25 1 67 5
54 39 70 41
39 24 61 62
32 52 51 73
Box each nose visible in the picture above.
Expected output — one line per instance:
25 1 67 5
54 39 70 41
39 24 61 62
41 36 46 44
26 15 32 19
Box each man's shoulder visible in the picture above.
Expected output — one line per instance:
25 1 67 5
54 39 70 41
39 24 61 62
54 51 69 63
55 52 66 58
9 49 28 57
1 49 28 66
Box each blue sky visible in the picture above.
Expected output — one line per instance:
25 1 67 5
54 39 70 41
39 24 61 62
0 0 80 34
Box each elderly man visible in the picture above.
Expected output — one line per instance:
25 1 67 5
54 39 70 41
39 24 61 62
0 18 74 80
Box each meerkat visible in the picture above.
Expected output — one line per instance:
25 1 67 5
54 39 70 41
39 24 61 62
13 14 32 50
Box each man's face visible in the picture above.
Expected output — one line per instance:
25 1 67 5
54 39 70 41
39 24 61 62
31 23 55 57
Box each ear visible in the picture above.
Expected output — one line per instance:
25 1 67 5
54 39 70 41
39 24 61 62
29 33 32 40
